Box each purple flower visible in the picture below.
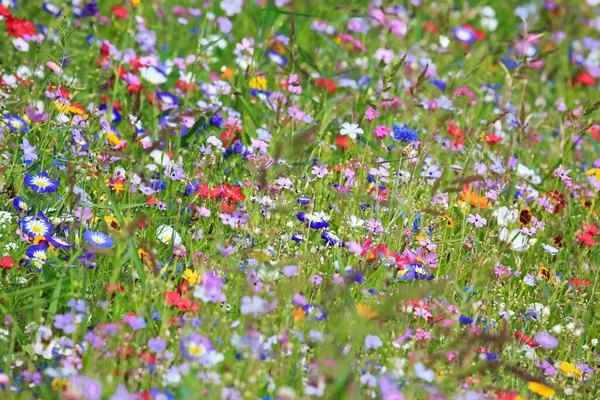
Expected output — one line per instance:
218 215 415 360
67 298 88 313
147 337 167 352
365 335 383 349
283 265 298 277
69 376 102 400
414 362 435 382
216 243 234 256
122 315 146 331
467 214 487 228
309 275 323 286
21 139 38 164
534 332 558 349
378 375 405 400
240 296 267 317
109 384 136 400
54 313 77 334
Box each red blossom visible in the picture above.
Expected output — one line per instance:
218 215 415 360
0 5 12 18
111 5 129 20
578 71 596 86
5 17 35 38
0 256 13 269
483 133 502 145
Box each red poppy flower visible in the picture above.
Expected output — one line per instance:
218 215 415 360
0 5 12 18
589 125 600 141
111 5 129 20
570 278 593 288
578 72 596 86
221 201 235 213
496 391 521 400
0 256 13 269
5 17 35 38
483 133 502 145
335 135 349 149
514 331 539 348
106 283 125 293
423 22 438 33
576 231 597 247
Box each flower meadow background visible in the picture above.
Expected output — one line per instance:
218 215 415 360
0 0 599 398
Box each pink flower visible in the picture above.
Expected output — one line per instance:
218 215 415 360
374 125 391 138
365 107 380 121
287 74 302 94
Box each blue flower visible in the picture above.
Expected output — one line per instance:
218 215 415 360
4 114 29 134
25 243 49 272
392 124 419 142
301 304 327 321
291 233 304 243
156 91 179 107
296 196 311 205
24 172 60 194
20 213 53 238
297 212 329 229
429 79 446 91
12 197 30 213
83 231 114 249
452 26 477 44
321 230 343 247
209 113 224 128
42 2 62 17
459 315 474 325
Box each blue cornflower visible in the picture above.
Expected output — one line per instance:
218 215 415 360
459 315 474 325
392 124 419 142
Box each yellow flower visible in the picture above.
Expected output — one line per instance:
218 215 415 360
107 132 125 147
183 268 199 285
559 361 583 378
584 168 600 180
249 76 267 90
104 216 122 232
132 0 140 6
527 382 555 398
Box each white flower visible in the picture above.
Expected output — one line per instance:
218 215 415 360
541 243 559 255
439 36 450 48
499 228 536 251
156 225 182 245
480 6 496 18
220 0 243 16
348 215 365 228
207 135 223 147
339 122 364 140
13 38 29 52
493 206 518 227
481 17 498 31
140 66 167 85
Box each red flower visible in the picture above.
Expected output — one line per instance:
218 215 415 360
590 125 600 141
514 331 539 348
0 5 12 18
578 71 596 86
106 283 125 293
221 201 235 213
570 278 593 288
483 133 502 145
111 5 129 20
0 256 13 269
5 17 36 38
335 135 349 149
423 22 438 33
576 232 597 247
496 391 521 400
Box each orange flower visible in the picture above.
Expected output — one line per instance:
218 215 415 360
459 185 490 209
293 307 306 321
356 304 378 320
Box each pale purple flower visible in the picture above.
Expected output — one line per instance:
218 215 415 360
292 293 307 306
54 313 77 334
311 165 329 178
148 337 167 352
309 275 323 286
365 335 383 349
414 362 435 382
240 295 266 317
534 332 558 349
467 214 487 228
554 164 571 181
283 265 298 277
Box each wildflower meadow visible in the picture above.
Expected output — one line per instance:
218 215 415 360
0 0 599 399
